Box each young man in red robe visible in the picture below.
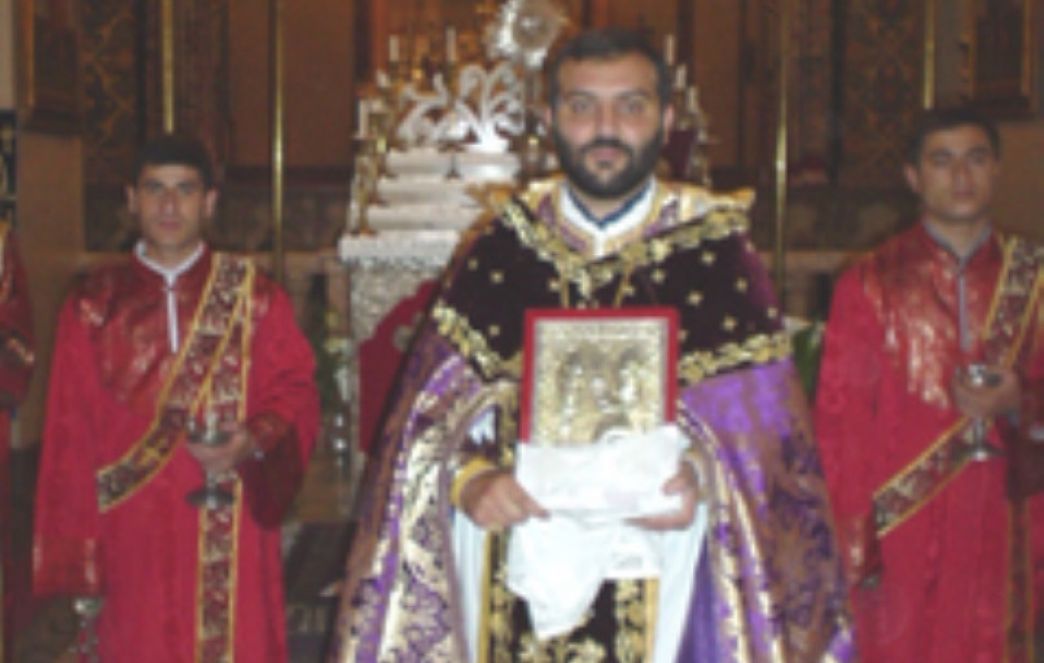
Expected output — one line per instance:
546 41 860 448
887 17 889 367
32 135 320 663
0 221 34 663
815 107 1044 661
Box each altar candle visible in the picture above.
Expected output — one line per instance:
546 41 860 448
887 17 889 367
446 27 457 63
664 33 675 66
389 34 400 64
674 63 687 90
358 99 369 137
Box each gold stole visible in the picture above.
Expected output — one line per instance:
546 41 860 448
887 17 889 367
871 236 1042 661
94 252 255 663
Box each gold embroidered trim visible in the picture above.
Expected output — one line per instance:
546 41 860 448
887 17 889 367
872 236 1041 537
678 331 792 384
195 268 252 663
1006 500 1033 662
871 419 971 536
431 302 512 379
476 534 493 663
195 481 242 663
450 456 497 507
435 299 788 388
96 254 254 511
643 579 658 658
989 237 1044 368
500 188 751 301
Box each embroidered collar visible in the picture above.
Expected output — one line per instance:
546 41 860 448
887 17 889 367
563 178 655 230
135 240 206 285
920 219 992 267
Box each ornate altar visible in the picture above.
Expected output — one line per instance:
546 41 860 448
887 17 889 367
338 0 558 475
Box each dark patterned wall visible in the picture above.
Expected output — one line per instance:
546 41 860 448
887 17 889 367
840 0 923 187
145 0 231 167
749 0 923 253
81 1 142 250
82 2 140 186
789 0 835 182
0 112 16 227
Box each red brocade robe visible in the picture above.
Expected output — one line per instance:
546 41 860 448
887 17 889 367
814 223 1044 662
0 223 34 663
33 248 319 663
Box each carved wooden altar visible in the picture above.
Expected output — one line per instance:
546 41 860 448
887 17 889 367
337 230 463 484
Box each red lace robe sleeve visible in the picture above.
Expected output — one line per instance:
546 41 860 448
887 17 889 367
33 298 104 597
238 283 320 527
1002 289 1044 499
814 265 885 585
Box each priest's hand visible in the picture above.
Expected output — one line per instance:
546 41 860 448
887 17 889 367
629 458 706 531
951 364 1020 420
459 468 548 531
184 421 261 475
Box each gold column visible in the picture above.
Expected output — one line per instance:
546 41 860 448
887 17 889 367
773 0 791 309
270 0 286 284
161 0 176 132
922 0 936 109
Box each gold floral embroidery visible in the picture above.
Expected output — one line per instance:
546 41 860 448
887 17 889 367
679 331 792 384
613 579 653 663
501 185 751 299
431 302 506 379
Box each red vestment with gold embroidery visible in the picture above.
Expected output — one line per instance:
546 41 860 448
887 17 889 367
815 223 1044 662
33 249 319 663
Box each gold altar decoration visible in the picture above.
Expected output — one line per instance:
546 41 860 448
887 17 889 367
484 0 569 182
484 0 568 71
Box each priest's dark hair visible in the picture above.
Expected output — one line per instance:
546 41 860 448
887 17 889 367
546 27 671 109
906 106 1001 164
131 133 215 189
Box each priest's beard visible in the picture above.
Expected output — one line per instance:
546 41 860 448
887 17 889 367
551 125 664 201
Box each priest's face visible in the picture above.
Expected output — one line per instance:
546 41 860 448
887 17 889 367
548 52 672 215
127 164 216 268
904 124 1000 229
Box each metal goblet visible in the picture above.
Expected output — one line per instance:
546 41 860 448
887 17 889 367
185 418 235 508
72 595 103 663
960 363 1005 462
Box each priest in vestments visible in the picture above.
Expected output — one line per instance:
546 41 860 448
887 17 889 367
0 221 34 663
331 28 853 662
815 107 1044 662
33 135 319 663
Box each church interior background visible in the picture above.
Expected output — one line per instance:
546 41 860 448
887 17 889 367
1 0 1043 660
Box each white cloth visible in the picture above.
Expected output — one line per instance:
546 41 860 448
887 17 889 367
560 179 656 258
134 240 205 352
506 425 693 640
453 508 707 661
514 425 687 520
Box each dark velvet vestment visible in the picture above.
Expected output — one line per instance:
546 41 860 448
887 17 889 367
0 223 34 663
33 248 320 663
815 223 1044 662
331 178 854 662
